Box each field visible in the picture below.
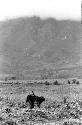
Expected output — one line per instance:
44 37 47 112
0 79 82 125
0 16 81 125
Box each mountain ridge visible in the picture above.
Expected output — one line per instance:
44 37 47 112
0 17 81 79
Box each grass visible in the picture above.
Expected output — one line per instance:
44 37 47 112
0 80 82 125
0 95 82 125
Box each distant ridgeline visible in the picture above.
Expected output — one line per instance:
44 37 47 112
0 17 81 80
0 65 82 80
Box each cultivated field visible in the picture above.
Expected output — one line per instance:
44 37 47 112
0 79 82 125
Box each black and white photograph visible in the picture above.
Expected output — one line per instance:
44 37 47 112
0 0 81 124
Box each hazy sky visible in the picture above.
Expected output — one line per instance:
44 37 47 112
0 0 81 21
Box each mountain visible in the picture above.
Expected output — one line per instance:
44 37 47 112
0 17 81 79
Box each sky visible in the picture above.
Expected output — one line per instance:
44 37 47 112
0 0 81 21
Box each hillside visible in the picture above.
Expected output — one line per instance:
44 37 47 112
0 17 81 79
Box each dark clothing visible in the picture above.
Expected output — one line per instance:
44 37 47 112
26 93 45 109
